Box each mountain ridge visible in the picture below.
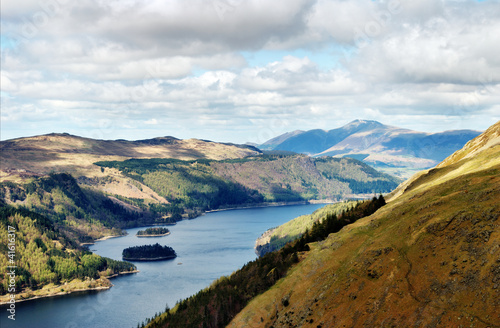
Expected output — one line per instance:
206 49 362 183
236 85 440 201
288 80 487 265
0 133 262 182
227 121 500 327
260 120 482 178
142 120 499 327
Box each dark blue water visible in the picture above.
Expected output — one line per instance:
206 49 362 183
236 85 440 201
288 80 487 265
1 204 324 328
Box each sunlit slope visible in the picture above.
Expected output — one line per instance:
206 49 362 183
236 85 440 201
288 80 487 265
229 121 500 327
0 133 261 182
388 120 500 202
255 201 359 256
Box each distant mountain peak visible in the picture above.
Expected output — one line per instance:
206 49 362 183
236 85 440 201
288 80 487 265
259 121 483 179
347 119 382 125
340 119 386 133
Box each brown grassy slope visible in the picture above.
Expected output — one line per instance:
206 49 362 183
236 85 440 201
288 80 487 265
384 121 500 203
0 133 261 182
438 120 500 168
229 123 500 327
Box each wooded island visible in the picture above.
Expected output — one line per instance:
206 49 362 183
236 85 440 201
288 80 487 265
122 243 177 261
136 227 170 237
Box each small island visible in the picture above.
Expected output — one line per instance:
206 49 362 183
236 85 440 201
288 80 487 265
122 243 177 261
136 227 171 237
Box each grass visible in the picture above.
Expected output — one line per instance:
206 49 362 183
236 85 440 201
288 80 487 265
229 149 500 327
256 201 359 255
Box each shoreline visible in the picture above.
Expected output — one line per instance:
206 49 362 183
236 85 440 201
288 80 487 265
0 270 139 306
95 234 126 242
204 199 336 214
136 232 171 237
80 233 127 246
0 286 112 306
122 256 176 261
104 269 140 279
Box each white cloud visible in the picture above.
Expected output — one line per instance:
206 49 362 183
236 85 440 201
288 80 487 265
1 0 498 143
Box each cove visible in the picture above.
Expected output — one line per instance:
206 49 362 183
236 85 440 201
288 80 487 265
0 203 325 328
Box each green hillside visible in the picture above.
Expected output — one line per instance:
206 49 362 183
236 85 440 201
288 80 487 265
255 200 360 256
0 174 171 244
96 155 400 213
0 205 136 303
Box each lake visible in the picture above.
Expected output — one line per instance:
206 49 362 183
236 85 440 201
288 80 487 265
1 203 325 328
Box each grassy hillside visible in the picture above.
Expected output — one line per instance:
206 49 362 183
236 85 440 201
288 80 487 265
142 120 499 328
228 121 500 327
0 133 261 182
255 200 359 256
0 205 136 303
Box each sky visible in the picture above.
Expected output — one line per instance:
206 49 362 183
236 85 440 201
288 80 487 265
1 0 499 144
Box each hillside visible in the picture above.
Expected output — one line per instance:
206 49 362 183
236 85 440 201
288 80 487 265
95 155 401 211
260 120 481 178
255 201 359 256
228 121 500 327
143 120 499 328
0 205 137 304
0 133 261 182
0 173 165 243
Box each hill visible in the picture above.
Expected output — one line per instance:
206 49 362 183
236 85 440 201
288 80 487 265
95 155 401 211
0 133 261 182
260 120 482 178
0 205 137 304
228 120 500 327
144 120 499 327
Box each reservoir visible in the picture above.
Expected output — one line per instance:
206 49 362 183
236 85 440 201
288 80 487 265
1 203 325 328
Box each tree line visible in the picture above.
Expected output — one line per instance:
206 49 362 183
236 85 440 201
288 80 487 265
144 195 386 328
0 205 136 295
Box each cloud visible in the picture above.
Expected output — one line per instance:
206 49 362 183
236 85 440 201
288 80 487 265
1 0 498 143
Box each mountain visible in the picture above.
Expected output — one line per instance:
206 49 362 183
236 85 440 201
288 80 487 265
0 133 261 181
259 130 305 150
95 155 401 209
146 120 499 327
0 133 402 304
260 120 482 178
0 133 400 244
228 120 500 327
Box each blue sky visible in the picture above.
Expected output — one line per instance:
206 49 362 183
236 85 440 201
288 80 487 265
1 0 499 144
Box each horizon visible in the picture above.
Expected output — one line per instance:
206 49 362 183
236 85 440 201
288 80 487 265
1 0 498 144
0 118 487 144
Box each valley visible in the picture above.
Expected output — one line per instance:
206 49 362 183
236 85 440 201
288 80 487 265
0 121 495 327
0 131 401 305
4 1 496 327
145 120 500 328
